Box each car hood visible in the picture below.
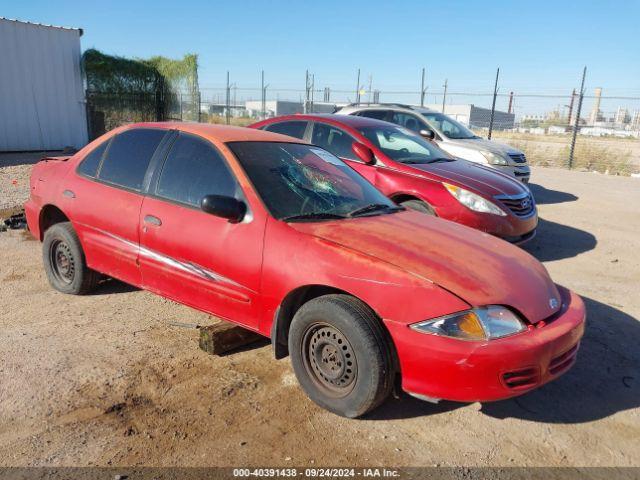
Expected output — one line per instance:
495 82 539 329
289 211 560 323
450 137 523 156
407 159 527 196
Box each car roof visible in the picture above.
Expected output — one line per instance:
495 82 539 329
275 113 400 130
338 104 433 114
121 121 307 144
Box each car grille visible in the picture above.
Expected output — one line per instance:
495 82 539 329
508 153 528 164
495 193 536 218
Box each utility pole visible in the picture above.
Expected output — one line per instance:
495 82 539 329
310 74 315 113
225 71 230 125
569 67 587 169
355 68 361 105
261 70 266 120
303 70 309 114
441 79 448 113
420 68 427 107
566 88 576 130
488 67 500 140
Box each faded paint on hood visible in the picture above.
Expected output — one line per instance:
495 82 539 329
407 159 527 197
289 210 560 323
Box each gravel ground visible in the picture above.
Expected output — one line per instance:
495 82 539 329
0 165 638 468
0 152 65 217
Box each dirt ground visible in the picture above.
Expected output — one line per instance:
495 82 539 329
0 166 638 468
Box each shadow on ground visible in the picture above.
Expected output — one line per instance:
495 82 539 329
481 296 639 423
370 296 639 424
93 278 140 295
529 183 578 205
523 217 597 262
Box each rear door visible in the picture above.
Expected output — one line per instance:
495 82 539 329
70 128 169 286
138 132 265 328
309 121 378 184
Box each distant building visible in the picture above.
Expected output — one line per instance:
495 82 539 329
548 125 568 135
615 107 630 124
0 17 88 151
424 104 515 129
632 111 640 130
245 100 336 118
588 87 603 125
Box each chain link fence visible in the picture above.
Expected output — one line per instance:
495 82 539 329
88 71 640 176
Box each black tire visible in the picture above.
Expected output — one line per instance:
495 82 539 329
400 199 436 215
288 294 395 418
42 222 100 295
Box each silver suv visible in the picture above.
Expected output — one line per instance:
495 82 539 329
336 104 530 183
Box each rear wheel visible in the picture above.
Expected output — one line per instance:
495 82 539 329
400 199 436 215
43 222 100 295
289 294 394 418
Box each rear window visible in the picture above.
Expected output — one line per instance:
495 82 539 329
77 139 109 178
264 121 308 139
97 129 166 190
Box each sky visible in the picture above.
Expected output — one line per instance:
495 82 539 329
3 0 640 113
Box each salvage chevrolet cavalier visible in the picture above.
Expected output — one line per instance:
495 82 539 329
25 123 585 417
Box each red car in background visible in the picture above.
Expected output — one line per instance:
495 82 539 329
26 123 583 418
251 114 538 244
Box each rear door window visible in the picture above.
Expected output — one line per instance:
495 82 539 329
311 123 356 160
263 121 309 139
98 128 166 191
156 132 238 207
77 139 109 178
357 110 389 121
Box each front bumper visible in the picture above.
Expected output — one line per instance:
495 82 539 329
434 201 538 243
490 164 531 183
384 286 585 403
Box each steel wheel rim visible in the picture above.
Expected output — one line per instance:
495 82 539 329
301 322 358 398
49 239 75 284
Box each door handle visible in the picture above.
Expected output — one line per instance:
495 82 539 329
144 215 162 226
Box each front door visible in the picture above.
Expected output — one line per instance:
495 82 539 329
138 132 265 329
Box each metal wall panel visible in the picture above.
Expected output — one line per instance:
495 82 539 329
0 18 88 151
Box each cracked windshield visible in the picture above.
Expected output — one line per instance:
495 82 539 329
228 142 400 221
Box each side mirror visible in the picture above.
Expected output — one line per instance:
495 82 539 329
419 129 436 140
352 142 375 165
200 195 246 223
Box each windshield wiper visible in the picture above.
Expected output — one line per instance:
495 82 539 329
401 159 429 164
348 203 401 217
282 212 348 222
426 157 454 164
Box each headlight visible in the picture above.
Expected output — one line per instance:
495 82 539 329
481 150 508 166
443 183 506 216
410 306 527 341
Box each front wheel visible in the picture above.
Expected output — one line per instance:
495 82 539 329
42 222 100 295
288 294 395 418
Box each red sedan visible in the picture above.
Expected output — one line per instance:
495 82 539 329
26 123 584 417
251 114 537 244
